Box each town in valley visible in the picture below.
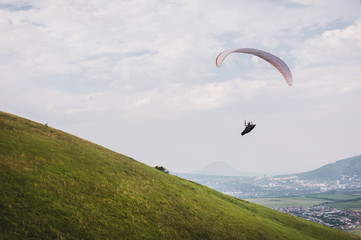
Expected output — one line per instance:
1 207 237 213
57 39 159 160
176 172 361 232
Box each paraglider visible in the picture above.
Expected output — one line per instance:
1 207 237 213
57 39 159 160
216 48 293 136
216 48 293 86
242 121 256 136
241 123 256 136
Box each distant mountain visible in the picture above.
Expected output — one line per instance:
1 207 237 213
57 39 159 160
192 161 257 176
292 155 361 180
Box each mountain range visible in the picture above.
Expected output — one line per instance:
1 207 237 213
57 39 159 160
187 156 361 180
1 111 358 240
291 155 361 180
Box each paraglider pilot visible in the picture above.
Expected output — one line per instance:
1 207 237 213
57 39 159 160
244 120 253 126
242 120 256 136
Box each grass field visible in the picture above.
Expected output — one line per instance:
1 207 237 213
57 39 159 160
245 196 326 208
326 200 361 211
308 193 361 202
308 192 361 210
1 111 360 240
246 192 361 210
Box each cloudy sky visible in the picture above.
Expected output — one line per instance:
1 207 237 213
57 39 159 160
1 0 360 174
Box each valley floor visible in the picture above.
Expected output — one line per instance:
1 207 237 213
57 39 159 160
246 193 361 233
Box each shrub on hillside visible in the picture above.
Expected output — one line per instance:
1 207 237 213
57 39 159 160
155 166 169 174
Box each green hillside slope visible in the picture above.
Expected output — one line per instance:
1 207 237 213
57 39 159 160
1 111 359 240
296 155 361 180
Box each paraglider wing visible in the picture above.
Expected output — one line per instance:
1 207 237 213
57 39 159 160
241 124 256 136
216 48 293 86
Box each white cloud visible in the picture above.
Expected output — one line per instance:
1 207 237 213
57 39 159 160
292 18 361 98
1 0 361 173
294 18 361 65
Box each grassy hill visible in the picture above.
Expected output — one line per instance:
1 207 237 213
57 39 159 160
295 155 361 180
1 111 359 240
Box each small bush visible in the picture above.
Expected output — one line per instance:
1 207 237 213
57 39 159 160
155 166 169 174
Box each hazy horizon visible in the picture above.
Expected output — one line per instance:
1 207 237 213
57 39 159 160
174 155 361 176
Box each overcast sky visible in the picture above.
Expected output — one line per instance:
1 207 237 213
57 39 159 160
1 0 360 174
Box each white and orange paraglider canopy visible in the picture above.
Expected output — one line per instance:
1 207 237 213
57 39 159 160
216 48 293 86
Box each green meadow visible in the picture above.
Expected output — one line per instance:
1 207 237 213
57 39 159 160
245 196 326 208
1 111 359 240
247 192 361 210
